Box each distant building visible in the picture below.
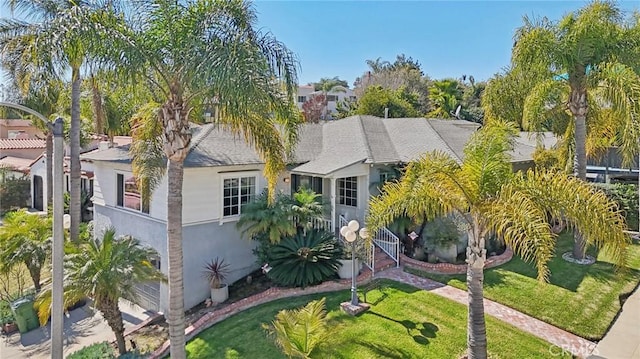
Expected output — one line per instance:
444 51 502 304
296 85 356 120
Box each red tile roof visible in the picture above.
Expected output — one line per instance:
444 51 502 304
0 156 33 173
0 119 35 127
0 138 46 149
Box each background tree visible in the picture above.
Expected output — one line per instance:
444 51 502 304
483 1 640 259
354 85 419 118
0 0 111 242
104 1 300 357
458 75 486 123
367 121 629 359
301 94 327 123
427 79 462 118
36 228 164 355
312 76 349 91
355 54 430 114
0 210 51 291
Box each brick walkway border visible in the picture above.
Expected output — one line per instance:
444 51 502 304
149 272 373 359
149 254 596 359
400 248 513 274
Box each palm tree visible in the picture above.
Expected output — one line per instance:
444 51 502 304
36 228 164 355
0 210 52 291
367 121 629 359
237 192 297 244
105 1 299 356
427 79 462 118
483 1 640 259
0 0 111 242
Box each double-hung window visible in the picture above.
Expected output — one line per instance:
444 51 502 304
223 176 256 217
116 173 149 214
338 177 357 207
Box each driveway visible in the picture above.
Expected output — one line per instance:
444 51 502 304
0 299 154 358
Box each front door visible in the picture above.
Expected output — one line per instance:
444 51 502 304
33 175 43 211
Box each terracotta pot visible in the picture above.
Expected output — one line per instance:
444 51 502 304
3 322 18 334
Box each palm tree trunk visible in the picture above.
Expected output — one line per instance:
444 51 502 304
466 226 487 359
162 91 191 359
91 76 104 135
70 65 82 243
98 298 127 355
569 84 588 259
46 131 53 209
167 158 186 359
26 264 41 292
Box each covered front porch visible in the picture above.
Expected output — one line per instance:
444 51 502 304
286 164 400 275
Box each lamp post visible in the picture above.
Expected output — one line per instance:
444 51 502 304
0 102 65 359
340 220 369 306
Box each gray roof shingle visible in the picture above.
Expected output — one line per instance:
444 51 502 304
83 116 556 173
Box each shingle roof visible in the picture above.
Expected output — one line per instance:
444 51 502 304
0 138 46 149
83 116 556 173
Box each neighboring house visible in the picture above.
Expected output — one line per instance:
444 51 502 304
0 138 46 161
296 85 356 120
0 119 43 139
29 136 132 212
83 115 552 313
0 156 32 179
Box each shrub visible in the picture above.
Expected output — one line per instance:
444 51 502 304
266 229 342 288
67 342 115 359
601 183 639 231
264 297 328 359
0 174 29 214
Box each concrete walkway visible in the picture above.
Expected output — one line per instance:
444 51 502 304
0 299 154 359
378 268 597 358
588 286 640 359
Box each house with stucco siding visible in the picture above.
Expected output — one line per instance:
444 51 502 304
82 115 553 313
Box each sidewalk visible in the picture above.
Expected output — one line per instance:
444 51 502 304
378 268 596 358
0 299 154 359
588 286 640 359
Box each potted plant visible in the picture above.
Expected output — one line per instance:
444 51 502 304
337 239 364 279
0 308 17 334
203 257 231 303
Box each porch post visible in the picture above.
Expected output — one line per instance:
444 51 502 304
330 177 336 232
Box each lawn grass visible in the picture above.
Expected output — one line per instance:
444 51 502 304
407 233 640 340
185 280 569 358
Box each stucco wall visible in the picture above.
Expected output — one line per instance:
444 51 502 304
182 221 258 310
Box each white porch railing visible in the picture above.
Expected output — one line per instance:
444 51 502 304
338 215 400 276
294 217 333 233
373 227 400 268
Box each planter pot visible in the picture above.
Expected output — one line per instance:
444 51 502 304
2 322 18 334
210 284 229 303
338 259 361 279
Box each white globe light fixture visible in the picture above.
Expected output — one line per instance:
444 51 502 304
340 219 369 306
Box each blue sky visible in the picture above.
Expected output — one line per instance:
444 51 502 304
253 0 640 86
1 1 639 89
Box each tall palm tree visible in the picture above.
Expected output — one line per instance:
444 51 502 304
428 79 462 119
0 210 52 291
105 1 299 357
367 121 629 359
0 0 111 242
482 1 640 259
36 228 165 355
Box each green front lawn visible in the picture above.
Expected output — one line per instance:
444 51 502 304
408 233 640 340
186 280 568 358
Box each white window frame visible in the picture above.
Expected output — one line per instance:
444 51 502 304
220 172 259 222
338 176 358 207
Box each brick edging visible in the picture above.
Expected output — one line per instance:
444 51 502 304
400 248 513 274
149 272 373 359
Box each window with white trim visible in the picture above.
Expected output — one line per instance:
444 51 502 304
116 173 149 213
223 176 256 217
338 177 357 207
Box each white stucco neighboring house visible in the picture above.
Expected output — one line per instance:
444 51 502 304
295 85 356 120
83 115 554 313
